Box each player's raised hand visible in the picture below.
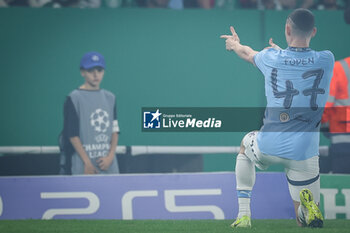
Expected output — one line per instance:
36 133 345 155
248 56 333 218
264 38 282 50
220 26 240 51
230 26 240 43
220 26 240 41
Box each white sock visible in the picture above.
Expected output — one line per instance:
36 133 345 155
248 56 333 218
235 154 255 190
238 197 251 218
235 153 255 218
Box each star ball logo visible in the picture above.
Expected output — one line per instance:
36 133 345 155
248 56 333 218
143 109 162 129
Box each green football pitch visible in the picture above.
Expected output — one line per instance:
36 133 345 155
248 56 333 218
0 220 349 233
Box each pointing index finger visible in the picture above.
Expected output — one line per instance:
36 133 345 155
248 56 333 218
230 26 236 36
220 35 232 39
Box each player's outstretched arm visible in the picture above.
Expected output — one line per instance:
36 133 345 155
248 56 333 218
220 26 258 65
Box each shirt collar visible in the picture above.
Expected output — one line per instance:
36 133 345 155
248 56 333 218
286 47 311 52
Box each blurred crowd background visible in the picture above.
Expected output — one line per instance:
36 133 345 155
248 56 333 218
0 0 349 10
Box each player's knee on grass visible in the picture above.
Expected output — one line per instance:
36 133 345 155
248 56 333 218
287 181 320 204
286 157 320 203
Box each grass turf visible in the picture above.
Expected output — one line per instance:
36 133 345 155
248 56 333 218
0 219 349 233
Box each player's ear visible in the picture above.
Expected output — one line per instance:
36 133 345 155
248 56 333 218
285 23 291 36
311 27 317 38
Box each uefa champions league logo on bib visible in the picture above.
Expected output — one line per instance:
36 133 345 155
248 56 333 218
90 108 110 133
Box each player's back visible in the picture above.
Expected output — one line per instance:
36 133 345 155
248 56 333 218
254 47 335 160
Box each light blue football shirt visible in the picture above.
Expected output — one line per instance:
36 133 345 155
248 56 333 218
254 47 334 160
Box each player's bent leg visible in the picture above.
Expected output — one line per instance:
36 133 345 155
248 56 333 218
285 157 323 228
236 149 256 193
231 132 258 228
232 153 254 228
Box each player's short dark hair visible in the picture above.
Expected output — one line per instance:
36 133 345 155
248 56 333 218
287 8 315 36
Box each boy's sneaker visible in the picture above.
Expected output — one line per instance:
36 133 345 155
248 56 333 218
299 188 323 228
230 215 251 228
